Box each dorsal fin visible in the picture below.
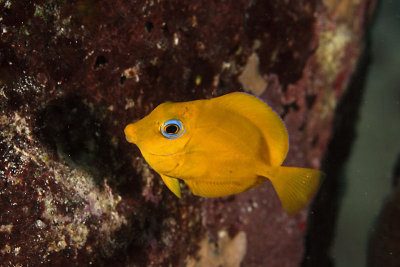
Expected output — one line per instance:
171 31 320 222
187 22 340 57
211 92 288 166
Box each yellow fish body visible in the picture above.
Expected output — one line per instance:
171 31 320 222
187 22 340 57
124 92 323 215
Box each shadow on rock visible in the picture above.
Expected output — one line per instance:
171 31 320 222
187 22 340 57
34 95 141 195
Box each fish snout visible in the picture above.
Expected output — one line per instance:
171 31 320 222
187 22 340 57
124 123 137 144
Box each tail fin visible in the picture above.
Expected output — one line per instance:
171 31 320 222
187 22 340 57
267 166 324 215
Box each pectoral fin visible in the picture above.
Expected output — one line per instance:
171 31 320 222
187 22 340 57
160 174 181 198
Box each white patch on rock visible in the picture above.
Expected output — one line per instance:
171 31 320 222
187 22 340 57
238 53 267 96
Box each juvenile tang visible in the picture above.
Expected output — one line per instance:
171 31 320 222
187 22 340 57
124 92 323 215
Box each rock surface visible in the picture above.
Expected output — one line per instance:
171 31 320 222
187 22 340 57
367 155 400 267
0 0 375 266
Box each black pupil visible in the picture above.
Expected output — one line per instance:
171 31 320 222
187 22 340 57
165 124 179 134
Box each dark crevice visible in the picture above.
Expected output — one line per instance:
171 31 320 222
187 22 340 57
145 21 154 33
119 75 127 86
392 154 400 187
280 102 299 119
301 41 371 267
94 55 107 69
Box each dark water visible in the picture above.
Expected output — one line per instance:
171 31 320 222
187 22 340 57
332 0 400 266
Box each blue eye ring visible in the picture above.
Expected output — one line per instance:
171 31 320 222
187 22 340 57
160 119 185 139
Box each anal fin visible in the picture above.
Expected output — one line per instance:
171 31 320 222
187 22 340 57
184 180 243 198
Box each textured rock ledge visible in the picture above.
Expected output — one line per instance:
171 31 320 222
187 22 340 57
0 0 375 266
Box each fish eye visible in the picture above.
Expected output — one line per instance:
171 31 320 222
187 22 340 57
160 119 185 139
165 124 179 134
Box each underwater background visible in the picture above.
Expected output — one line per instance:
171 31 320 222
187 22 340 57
333 0 400 266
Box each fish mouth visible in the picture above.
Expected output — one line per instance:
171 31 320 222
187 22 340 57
143 149 178 157
124 124 137 143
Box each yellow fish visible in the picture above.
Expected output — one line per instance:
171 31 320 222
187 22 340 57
124 92 323 215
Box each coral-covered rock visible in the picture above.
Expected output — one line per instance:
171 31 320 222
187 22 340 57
0 0 375 265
